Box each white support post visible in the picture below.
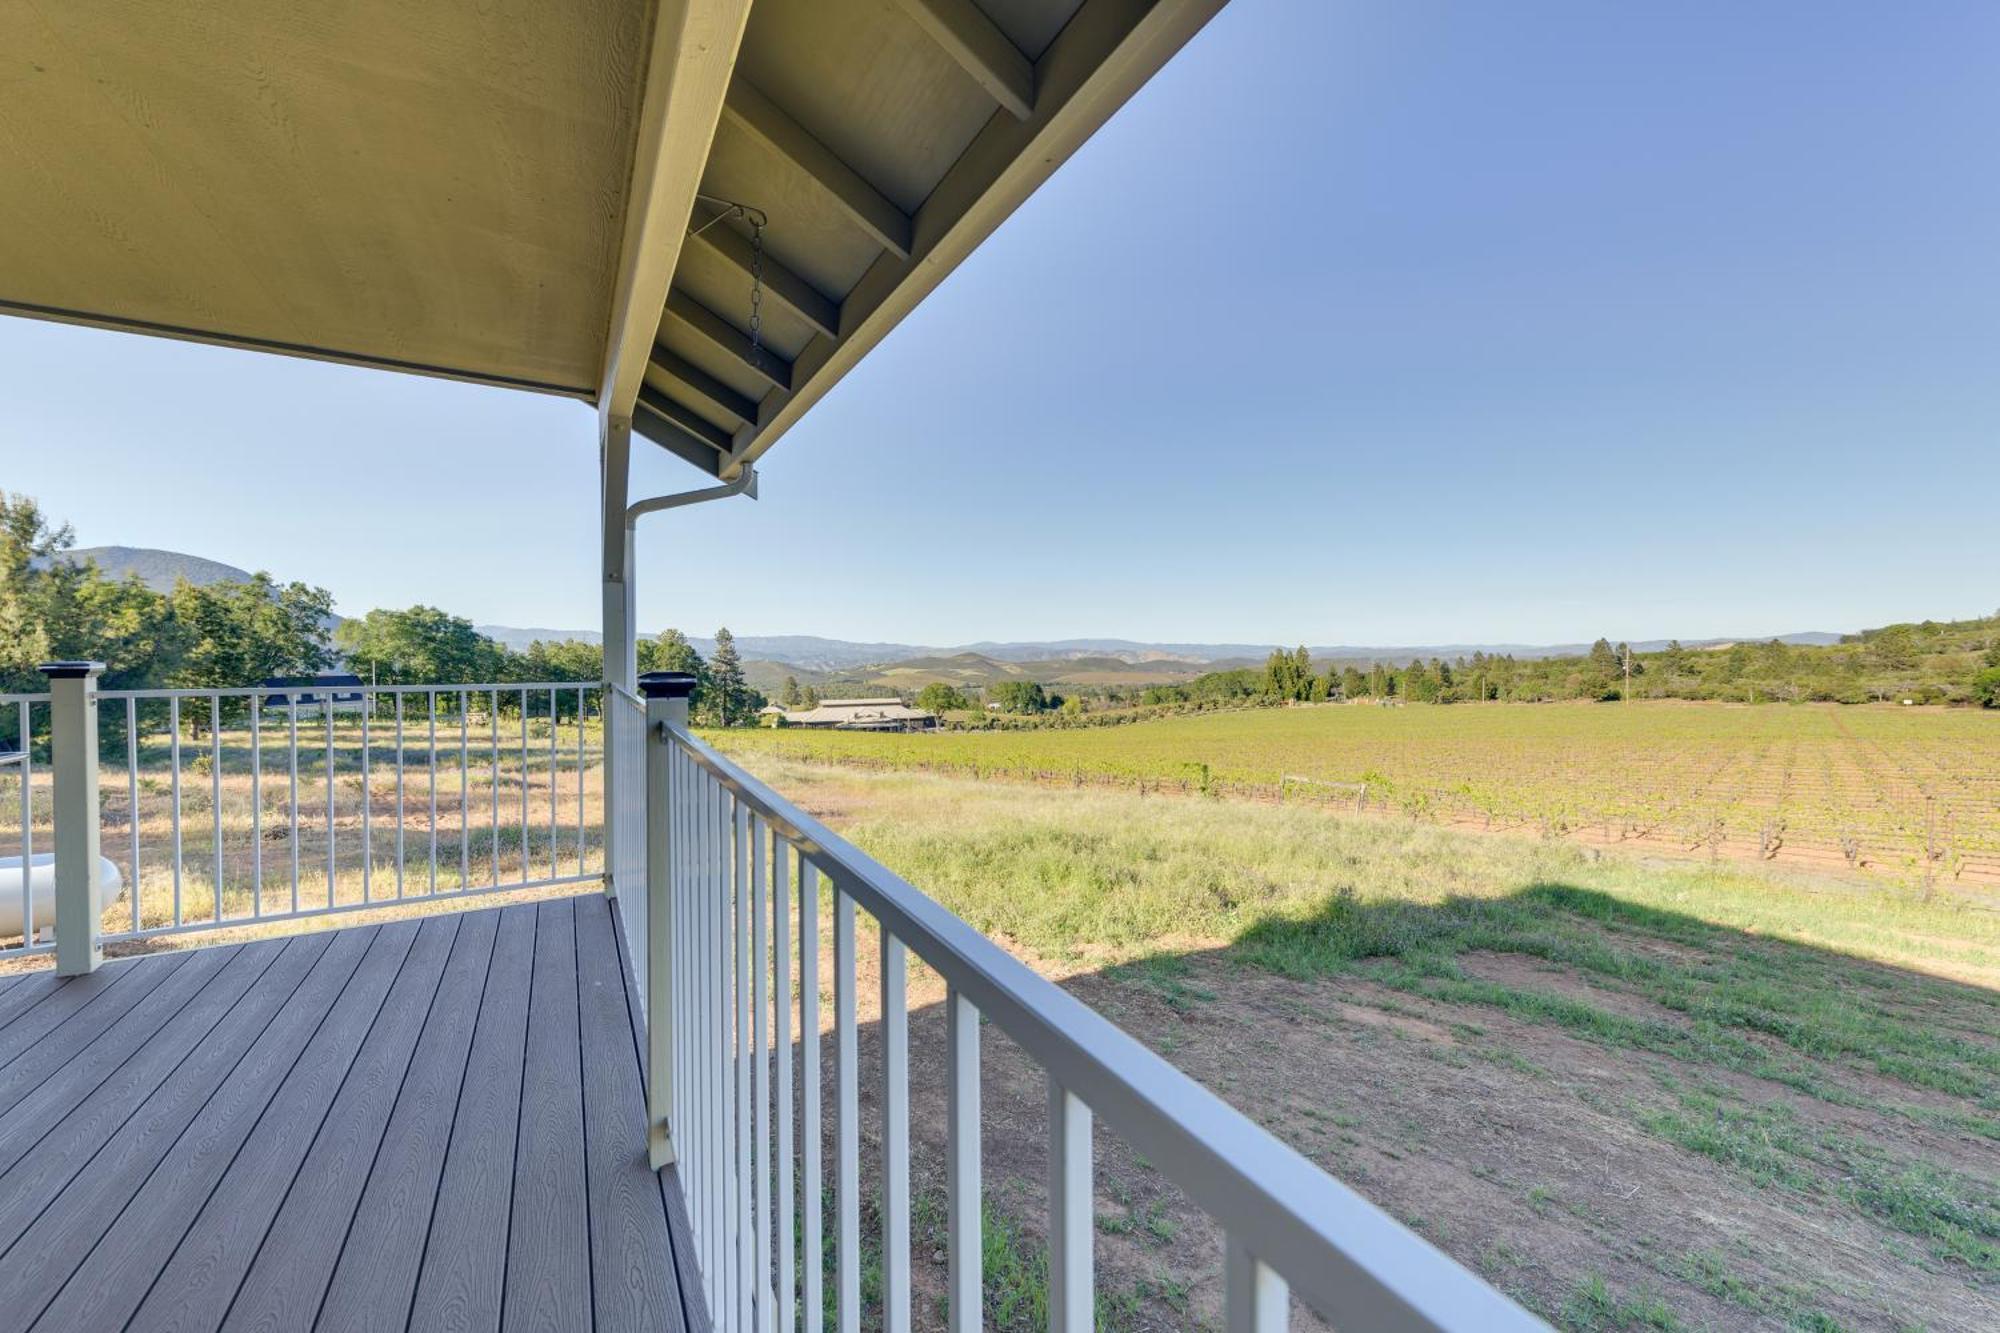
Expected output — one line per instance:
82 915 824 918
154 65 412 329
40 661 104 976
1225 1237 1289 1333
1048 1079 1093 1333
601 416 635 898
641 670 696 1169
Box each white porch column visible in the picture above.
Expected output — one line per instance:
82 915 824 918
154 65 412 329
602 415 635 898
39 661 103 976
602 414 637 695
640 669 696 1168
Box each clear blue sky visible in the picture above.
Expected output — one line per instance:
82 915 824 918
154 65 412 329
4 1 1995 648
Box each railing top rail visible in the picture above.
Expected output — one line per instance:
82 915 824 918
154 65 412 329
661 722 1544 1332
606 682 647 711
0 693 51 706
92 680 601 702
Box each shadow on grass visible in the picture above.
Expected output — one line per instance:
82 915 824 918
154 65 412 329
827 882 1998 1331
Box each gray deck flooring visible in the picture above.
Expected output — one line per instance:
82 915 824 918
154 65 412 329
0 892 702 1332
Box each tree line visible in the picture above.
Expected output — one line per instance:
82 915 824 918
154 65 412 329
1 491 775 731
1133 622 2000 710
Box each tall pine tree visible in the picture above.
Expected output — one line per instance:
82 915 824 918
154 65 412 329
708 626 747 726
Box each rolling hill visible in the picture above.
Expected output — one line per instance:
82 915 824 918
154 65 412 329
52 546 1858 688
58 546 254 592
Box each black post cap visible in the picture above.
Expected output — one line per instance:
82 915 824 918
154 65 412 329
637 671 699 700
37 661 106 679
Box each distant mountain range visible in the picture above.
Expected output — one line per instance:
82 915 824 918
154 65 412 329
51 545 1847 676
475 627 1845 671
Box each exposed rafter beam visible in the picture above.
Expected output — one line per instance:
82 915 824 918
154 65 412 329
725 0 1225 479
662 289 792 392
893 0 1034 119
651 347 759 425
634 415 727 478
722 78 913 259
639 385 734 453
635 385 730 478
597 0 754 425
685 208 842 340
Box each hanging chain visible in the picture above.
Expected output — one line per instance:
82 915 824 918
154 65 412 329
690 193 769 372
748 218 764 367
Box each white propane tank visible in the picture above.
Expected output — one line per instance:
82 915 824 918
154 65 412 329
0 854 126 940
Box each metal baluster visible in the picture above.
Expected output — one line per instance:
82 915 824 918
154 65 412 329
210 695 222 922
834 885 859 1333
287 701 300 915
1049 1081 1093 1333
460 692 470 892
1225 1238 1289 1333
710 777 727 1304
395 694 406 899
946 985 981 1333
129 696 145 924
801 857 823 1333
735 798 751 1332
548 688 558 882
518 688 529 882
324 698 335 907
673 748 689 1198
881 927 910 1333
774 830 795 1333
752 816 772 1332
701 762 717 1283
575 688 586 872
248 684 260 912
361 692 372 904
170 695 182 925
16 702 29 943
489 689 500 886
128 697 142 932
428 691 439 896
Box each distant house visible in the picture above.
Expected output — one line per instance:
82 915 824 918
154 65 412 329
782 697 936 732
260 672 367 712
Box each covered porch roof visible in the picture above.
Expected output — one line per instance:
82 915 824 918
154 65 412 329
1 0 1222 478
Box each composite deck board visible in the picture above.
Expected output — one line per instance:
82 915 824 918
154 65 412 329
29 923 413 1330
0 931 339 1263
0 968 67 1031
0 894 691 1332
609 887 712 1333
0 953 176 1071
0 948 210 1119
503 899 592 1333
407 901 544 1332
0 941 291 1189
126 916 458 1333
578 893 684 1332
229 910 501 1333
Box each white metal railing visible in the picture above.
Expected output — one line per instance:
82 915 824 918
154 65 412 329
0 678 605 958
0 694 52 952
637 710 1546 1332
607 682 651 988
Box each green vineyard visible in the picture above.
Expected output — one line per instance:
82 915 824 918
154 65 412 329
714 701 2000 887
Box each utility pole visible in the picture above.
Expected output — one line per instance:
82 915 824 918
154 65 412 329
1623 643 1633 703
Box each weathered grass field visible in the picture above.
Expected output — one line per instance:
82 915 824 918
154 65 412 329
729 753 1999 1332
720 701 2000 888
